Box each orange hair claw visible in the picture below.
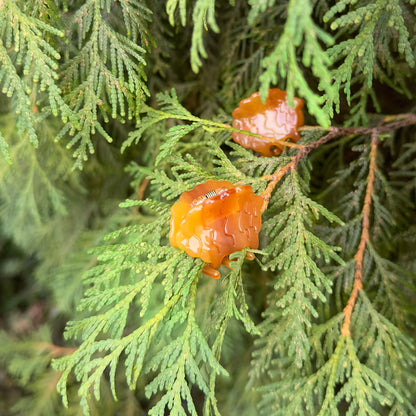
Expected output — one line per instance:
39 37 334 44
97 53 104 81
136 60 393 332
169 180 263 278
232 88 304 156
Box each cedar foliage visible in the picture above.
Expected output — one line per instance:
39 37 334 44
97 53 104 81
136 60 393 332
0 0 416 415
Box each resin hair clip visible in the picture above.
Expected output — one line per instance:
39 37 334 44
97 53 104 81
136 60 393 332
232 88 304 156
169 179 263 278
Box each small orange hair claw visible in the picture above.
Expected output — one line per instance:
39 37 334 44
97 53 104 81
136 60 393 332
169 180 263 278
232 88 304 156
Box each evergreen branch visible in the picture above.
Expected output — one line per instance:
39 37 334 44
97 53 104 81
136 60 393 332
54 272 195 412
0 328 84 416
166 0 187 26
256 0 336 126
190 0 219 73
257 299 416 416
248 0 279 24
367 242 416 327
341 131 378 337
0 128 11 163
217 19 265 112
317 333 413 416
0 0 88 169
324 0 415 120
145 275 227 416
52 196 234 415
0 42 37 146
228 142 291 188
57 0 151 168
0 0 72 155
2 4 416 414
204 250 260 414
261 129 342 211
261 113 416 210
0 119 81 253
258 170 343 368
125 89 301 154
155 123 200 165
165 0 219 72
140 151 222 200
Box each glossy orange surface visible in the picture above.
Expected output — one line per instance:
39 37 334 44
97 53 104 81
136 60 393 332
169 179 263 278
232 88 304 156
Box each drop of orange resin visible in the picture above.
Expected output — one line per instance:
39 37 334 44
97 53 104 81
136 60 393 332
169 180 263 278
232 88 304 156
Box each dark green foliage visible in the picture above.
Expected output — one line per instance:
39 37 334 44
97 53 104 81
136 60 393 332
323 0 415 124
1 1 416 415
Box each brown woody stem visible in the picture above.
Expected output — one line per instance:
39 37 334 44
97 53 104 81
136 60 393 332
260 113 416 211
35 342 77 357
341 131 379 337
261 129 340 210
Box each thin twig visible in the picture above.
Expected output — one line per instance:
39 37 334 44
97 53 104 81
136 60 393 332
35 342 77 357
261 129 339 210
341 131 379 337
137 178 150 201
261 160 296 211
260 113 416 210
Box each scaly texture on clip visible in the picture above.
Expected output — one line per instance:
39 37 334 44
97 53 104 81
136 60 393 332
169 179 263 278
232 88 304 156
